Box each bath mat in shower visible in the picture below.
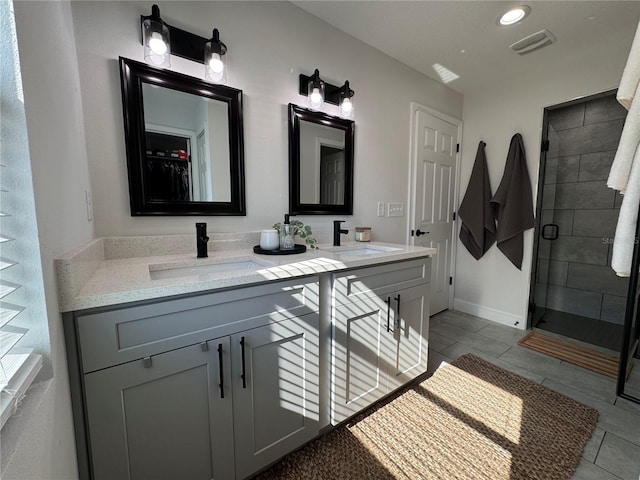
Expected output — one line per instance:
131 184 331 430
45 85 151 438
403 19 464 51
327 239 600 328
518 330 625 378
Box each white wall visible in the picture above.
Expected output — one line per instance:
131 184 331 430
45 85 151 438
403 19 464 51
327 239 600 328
208 100 231 202
4 1 94 479
69 1 463 241
454 35 635 328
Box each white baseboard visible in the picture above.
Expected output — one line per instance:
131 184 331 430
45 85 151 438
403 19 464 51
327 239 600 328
453 299 525 330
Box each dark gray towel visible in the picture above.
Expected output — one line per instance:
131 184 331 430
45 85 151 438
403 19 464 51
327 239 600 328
490 134 535 269
459 141 496 260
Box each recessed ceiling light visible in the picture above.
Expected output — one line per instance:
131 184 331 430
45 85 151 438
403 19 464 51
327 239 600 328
497 5 531 26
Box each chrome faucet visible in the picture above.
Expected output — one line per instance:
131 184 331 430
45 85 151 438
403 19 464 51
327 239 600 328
196 222 209 258
333 220 349 247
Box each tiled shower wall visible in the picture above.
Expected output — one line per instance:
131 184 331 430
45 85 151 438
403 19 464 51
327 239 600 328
539 94 628 324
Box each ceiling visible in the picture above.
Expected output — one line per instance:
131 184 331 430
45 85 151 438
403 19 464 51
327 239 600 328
293 1 640 94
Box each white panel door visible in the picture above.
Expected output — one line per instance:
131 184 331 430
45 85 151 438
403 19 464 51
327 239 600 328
412 106 460 315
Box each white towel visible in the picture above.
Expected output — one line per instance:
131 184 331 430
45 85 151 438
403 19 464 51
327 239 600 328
612 142 640 276
609 21 640 276
607 81 640 193
608 20 640 192
617 20 640 110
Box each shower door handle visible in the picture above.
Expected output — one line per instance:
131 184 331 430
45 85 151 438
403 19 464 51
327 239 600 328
542 224 559 240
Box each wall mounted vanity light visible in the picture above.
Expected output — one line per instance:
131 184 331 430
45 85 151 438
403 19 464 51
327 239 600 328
140 4 228 84
142 4 171 68
299 69 356 119
305 69 325 110
204 29 227 84
338 81 355 120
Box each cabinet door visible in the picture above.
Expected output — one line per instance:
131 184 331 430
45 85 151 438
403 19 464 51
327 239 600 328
231 314 319 480
331 295 393 425
387 284 430 391
84 339 234 480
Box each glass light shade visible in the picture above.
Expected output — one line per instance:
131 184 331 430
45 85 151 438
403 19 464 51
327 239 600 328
204 29 227 84
143 18 170 68
339 96 355 119
308 81 325 111
204 44 227 84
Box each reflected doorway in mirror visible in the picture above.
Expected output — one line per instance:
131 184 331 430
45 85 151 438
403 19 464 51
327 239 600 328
288 104 354 215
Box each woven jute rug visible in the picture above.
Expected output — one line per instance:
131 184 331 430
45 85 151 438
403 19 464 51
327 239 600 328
256 354 598 480
518 331 626 379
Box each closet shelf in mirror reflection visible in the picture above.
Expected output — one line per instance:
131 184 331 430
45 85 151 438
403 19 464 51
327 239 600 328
146 155 190 162
146 149 189 159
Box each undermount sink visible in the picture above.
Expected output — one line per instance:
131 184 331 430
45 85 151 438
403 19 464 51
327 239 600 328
327 245 403 257
150 258 267 280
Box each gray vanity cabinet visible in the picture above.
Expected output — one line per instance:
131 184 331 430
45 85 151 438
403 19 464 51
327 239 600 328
386 284 431 391
331 258 431 424
66 278 320 480
231 316 319 479
84 338 235 480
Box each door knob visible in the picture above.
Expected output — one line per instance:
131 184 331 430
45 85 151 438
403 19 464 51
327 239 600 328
415 229 429 236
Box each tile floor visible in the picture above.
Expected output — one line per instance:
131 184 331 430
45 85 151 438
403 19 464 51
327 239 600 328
427 310 640 480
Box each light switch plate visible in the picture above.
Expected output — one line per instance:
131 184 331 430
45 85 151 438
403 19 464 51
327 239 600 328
388 202 404 217
377 202 385 217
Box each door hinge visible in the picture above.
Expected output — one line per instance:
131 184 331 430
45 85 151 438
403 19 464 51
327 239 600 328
541 139 549 152
449 277 453 285
452 211 456 221
456 143 460 153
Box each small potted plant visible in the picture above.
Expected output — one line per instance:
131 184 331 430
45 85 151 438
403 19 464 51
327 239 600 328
272 219 318 249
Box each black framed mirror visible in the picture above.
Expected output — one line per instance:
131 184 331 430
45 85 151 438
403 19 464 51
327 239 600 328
288 103 354 215
119 57 245 215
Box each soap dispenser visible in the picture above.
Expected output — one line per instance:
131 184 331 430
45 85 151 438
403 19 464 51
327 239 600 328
280 214 295 250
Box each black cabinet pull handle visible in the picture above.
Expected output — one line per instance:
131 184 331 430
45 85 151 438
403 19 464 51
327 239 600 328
394 294 401 330
385 297 392 332
217 343 224 399
240 336 247 389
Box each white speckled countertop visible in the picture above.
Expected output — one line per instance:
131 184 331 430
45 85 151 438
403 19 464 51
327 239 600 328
56 235 436 312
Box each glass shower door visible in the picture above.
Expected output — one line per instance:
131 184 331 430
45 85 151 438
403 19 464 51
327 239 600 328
529 92 629 351
530 125 560 328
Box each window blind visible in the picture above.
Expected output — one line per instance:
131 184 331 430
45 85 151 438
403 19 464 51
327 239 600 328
0 158 43 430
0 2 44 427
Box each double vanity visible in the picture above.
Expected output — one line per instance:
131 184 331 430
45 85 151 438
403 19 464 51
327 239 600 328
58 235 435 480
53 17 439 480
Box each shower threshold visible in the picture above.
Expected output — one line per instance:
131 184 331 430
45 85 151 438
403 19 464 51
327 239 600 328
535 309 623 353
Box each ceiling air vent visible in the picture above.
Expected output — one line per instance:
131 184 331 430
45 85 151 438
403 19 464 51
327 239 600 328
509 29 556 55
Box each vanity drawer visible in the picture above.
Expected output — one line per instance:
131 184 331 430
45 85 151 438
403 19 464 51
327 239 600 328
333 257 431 305
76 277 319 373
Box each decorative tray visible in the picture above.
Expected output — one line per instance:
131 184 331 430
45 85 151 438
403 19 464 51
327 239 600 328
253 244 307 255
